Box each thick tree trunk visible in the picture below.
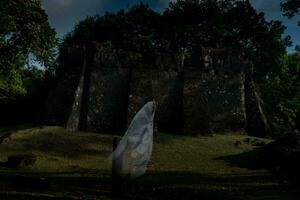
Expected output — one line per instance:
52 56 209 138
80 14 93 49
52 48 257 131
244 67 270 136
66 53 87 131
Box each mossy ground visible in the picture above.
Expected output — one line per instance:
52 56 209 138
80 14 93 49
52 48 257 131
0 126 298 199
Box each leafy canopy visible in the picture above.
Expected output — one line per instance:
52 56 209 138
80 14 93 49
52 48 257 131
59 0 296 135
0 0 56 100
281 0 300 19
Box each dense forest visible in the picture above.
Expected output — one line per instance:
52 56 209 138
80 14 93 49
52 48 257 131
0 0 300 199
1 0 299 136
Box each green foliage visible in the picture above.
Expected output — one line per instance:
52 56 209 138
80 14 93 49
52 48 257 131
258 0 300 136
58 1 294 137
261 130 300 186
22 67 45 96
0 70 27 100
260 50 300 136
59 1 288 73
0 0 57 99
0 66 56 125
281 0 300 19
164 0 289 79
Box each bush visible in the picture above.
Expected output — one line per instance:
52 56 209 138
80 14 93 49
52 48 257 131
260 130 300 186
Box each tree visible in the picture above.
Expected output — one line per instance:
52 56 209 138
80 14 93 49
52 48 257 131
57 3 160 75
260 50 300 135
0 0 56 100
164 0 294 136
58 0 292 136
61 0 288 71
164 0 289 76
281 0 300 20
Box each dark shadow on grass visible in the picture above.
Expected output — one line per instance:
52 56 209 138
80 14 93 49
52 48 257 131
129 171 299 200
0 169 112 200
0 124 38 136
0 169 298 200
215 149 265 170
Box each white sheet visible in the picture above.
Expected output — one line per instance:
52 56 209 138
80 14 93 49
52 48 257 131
112 101 156 178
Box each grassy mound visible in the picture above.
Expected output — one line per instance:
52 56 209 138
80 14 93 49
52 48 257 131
0 126 113 172
0 126 298 200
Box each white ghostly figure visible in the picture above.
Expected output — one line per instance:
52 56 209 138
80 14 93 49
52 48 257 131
112 101 156 178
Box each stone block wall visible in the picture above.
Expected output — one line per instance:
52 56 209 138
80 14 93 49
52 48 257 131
202 72 246 132
127 69 154 128
86 66 131 134
44 45 268 136
127 67 184 134
155 70 184 134
184 70 211 134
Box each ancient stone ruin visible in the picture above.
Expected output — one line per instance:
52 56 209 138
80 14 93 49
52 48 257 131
43 42 270 136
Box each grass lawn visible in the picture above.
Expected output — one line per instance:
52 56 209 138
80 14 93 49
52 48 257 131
0 126 298 199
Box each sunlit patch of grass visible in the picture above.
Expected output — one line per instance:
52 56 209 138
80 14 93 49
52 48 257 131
0 126 115 172
0 126 298 200
0 126 270 174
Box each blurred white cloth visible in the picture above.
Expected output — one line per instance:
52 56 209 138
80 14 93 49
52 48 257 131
112 101 156 178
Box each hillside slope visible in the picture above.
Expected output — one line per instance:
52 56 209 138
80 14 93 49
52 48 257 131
0 126 298 200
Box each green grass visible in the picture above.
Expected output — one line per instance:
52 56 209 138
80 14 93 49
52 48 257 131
0 126 298 200
1 126 113 172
